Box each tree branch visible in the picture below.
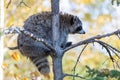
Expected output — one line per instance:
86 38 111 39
72 44 88 80
63 29 120 71
63 73 87 80
94 40 120 59
64 29 120 52
18 0 30 8
98 41 115 62
4 27 55 53
6 0 12 8
93 40 120 69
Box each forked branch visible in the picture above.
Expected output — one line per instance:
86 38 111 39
18 0 30 8
64 29 120 52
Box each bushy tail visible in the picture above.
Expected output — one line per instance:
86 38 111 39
30 56 50 75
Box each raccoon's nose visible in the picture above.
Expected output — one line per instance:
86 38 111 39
79 29 85 34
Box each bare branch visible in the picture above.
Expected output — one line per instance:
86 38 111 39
109 48 120 59
63 29 120 72
4 27 55 52
4 27 21 34
94 40 120 59
18 0 30 8
98 41 114 62
64 29 120 52
72 44 88 80
117 33 120 39
63 73 87 80
114 60 120 69
91 40 120 69
6 0 12 8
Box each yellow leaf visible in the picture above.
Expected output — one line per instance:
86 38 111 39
11 52 20 61
30 71 40 77
22 78 29 80
14 73 20 78
2 62 8 68
85 13 91 21
14 64 19 69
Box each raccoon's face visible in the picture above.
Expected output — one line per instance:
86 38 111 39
70 16 85 34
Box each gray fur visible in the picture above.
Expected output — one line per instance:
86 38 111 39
17 12 85 75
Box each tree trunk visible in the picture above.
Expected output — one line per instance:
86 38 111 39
52 51 63 80
51 0 64 80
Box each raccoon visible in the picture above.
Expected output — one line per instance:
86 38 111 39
17 12 85 75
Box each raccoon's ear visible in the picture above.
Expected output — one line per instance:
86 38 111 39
70 16 75 25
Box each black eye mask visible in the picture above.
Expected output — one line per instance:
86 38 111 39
75 27 82 32
72 26 82 34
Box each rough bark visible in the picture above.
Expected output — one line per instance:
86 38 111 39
51 0 64 80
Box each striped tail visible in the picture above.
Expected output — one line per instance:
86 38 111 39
30 56 50 75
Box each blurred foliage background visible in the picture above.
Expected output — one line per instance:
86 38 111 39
3 0 120 80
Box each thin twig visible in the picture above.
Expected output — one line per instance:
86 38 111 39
100 42 114 62
63 73 87 80
6 0 12 8
109 48 120 59
97 40 120 53
95 40 120 59
94 40 120 69
72 44 88 80
101 58 109 66
114 60 120 69
18 0 30 8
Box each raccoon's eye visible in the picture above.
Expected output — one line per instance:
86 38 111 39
75 27 82 32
